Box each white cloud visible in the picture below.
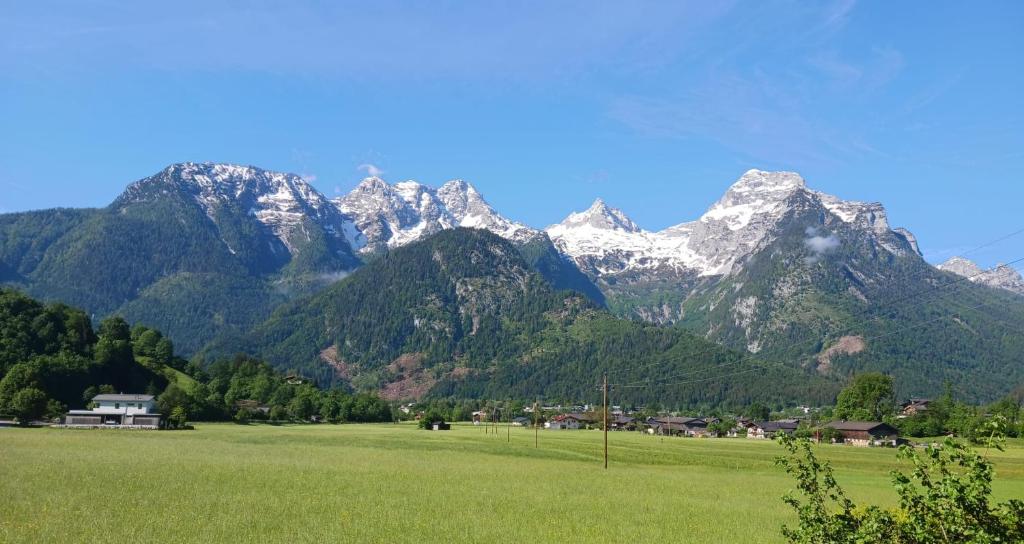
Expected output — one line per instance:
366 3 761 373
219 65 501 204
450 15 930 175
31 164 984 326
301 174 317 183
318 271 349 283
804 227 840 262
357 163 383 177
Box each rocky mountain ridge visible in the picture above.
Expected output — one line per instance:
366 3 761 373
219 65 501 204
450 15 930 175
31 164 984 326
546 169 916 280
938 256 1024 296
334 176 538 254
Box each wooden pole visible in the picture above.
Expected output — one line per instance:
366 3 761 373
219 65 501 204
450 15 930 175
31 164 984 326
534 400 539 449
603 374 608 470
506 399 511 443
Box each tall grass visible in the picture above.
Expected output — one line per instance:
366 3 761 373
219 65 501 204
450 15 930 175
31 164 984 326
2 424 1022 543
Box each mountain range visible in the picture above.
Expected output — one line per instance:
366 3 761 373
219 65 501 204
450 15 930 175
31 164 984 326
2 162 1023 403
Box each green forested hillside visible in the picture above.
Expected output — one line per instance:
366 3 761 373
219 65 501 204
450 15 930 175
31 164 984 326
117 273 287 355
0 288 169 415
517 234 606 306
0 288 394 424
674 201 1024 402
0 168 604 359
209 229 837 408
0 166 359 353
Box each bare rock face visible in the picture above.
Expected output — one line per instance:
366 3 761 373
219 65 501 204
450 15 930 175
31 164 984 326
938 256 1024 296
546 169 913 280
115 162 362 268
334 177 537 254
543 169 924 331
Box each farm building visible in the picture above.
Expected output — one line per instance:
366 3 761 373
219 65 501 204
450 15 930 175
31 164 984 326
746 420 799 439
63 394 161 429
825 421 899 446
426 421 451 431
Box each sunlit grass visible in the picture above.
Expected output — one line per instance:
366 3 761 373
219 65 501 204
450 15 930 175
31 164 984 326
2 423 1022 543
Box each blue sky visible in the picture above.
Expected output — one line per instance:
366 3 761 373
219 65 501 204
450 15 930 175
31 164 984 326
1 1 1022 266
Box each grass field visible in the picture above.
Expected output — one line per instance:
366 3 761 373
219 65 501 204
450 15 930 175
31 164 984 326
2 423 1023 543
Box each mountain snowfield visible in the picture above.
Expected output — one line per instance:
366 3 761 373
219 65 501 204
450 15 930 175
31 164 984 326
124 163 1021 300
546 169 919 279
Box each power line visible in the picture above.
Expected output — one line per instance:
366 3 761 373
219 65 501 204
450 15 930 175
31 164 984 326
953 226 1024 258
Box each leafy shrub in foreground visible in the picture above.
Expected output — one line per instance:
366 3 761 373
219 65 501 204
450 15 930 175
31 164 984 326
775 428 1024 543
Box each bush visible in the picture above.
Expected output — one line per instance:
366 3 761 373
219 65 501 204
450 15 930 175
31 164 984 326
169 406 188 428
775 433 1024 543
269 405 288 422
11 388 48 425
233 407 251 424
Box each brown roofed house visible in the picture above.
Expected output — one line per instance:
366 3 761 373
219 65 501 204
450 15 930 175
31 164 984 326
826 421 899 447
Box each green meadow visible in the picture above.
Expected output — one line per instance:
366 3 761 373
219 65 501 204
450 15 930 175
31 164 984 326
2 424 1023 543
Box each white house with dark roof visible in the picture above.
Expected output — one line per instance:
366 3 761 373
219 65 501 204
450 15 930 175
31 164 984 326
63 394 161 429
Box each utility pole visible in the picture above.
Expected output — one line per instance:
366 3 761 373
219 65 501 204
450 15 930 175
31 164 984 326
533 400 539 449
603 373 608 470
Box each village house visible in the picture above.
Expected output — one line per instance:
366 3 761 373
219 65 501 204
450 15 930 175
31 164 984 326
611 415 636 431
730 418 757 437
545 413 592 430
512 416 531 427
899 398 931 418
647 416 709 437
746 420 800 439
826 421 900 447
63 394 161 429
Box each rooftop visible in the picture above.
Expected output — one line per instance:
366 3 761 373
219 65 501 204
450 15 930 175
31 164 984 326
827 421 893 431
93 394 155 402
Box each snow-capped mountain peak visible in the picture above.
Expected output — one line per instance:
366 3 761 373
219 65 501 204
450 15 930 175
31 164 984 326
437 179 536 241
937 256 1024 296
436 179 486 219
727 168 806 194
552 198 643 233
547 169 921 280
699 170 805 231
335 177 538 253
937 256 984 277
114 162 364 259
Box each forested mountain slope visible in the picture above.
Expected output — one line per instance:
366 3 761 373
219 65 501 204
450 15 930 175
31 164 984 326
207 229 838 408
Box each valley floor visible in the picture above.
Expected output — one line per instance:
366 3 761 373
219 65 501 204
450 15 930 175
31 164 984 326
2 423 1023 543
